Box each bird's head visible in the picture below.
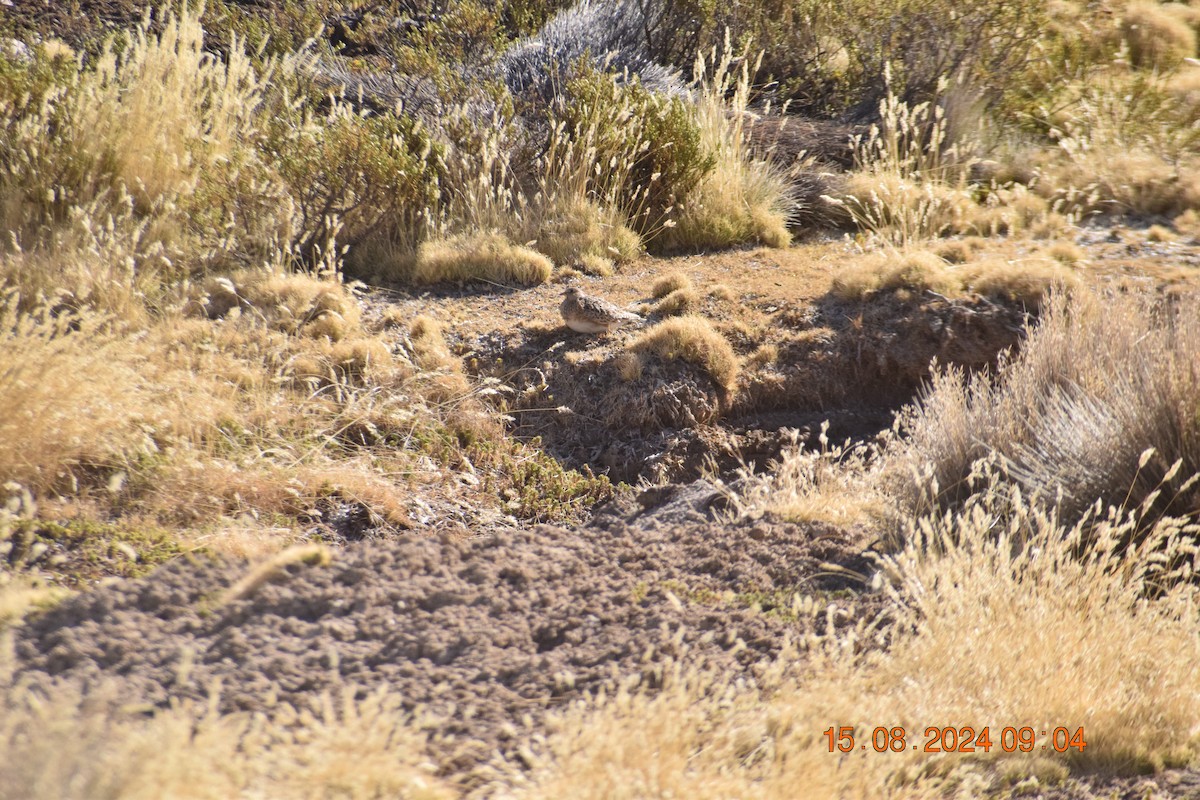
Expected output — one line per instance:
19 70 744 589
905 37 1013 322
561 286 580 298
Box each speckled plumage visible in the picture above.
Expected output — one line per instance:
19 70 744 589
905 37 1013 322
560 286 643 333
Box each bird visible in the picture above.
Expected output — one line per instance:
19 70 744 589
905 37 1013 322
560 286 643 334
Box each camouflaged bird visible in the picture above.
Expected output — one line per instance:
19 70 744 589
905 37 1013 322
560 286 644 334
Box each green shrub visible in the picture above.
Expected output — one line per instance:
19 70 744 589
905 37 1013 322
558 63 714 234
271 103 443 267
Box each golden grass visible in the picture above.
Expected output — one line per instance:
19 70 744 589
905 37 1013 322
629 316 739 392
1045 240 1085 265
0 294 178 493
834 171 975 246
707 283 735 301
197 270 363 336
654 287 701 316
413 231 553 287
653 49 793 252
1121 0 1197 70
575 252 615 277
1039 148 1200 218
745 342 778 368
738 432 892 528
933 239 977 264
1174 208 1200 239
961 256 1079 308
531 197 642 269
0 575 71 629
650 271 695 298
830 250 959 301
0 684 453 800
1146 224 1175 243
0 3 294 263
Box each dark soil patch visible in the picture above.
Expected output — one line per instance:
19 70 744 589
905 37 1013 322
467 289 1026 484
9 482 879 785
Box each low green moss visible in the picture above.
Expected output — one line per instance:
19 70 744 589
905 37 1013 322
5 519 197 587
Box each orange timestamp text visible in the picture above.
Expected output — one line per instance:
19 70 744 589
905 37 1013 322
824 726 1087 754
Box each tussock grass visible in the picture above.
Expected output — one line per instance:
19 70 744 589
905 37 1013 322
653 47 793 252
1045 240 1084 264
961 256 1079 308
654 287 701 316
0 3 295 267
195 270 361 335
0 684 453 800
413 231 553 286
737 429 892 528
830 250 959 301
408 314 473 403
1174 208 1200 238
1146 224 1175 243
834 172 975 245
0 295 162 492
1034 70 1200 218
891 288 1200 521
1121 0 1197 70
629 316 739 392
650 271 695 299
933 238 977 264
531 197 642 270
707 283 735 301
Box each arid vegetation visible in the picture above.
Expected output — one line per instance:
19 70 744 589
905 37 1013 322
2 0 1200 797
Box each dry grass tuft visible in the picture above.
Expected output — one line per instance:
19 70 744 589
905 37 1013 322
707 283 735 301
575 252 615 277
513 487 1200 796
629 316 739 392
835 171 975 246
831 250 959 301
414 232 553 287
533 198 642 269
745 342 778 368
613 351 644 382
1121 0 1197 70
0 295 166 492
651 271 695 299
740 433 892 528
1174 208 1200 239
890 287 1200 522
654 287 701 317
654 49 793 252
0 684 453 800
1046 241 1085 265
0 574 71 629
961 256 1079 309
0 3 295 267
196 271 362 339
1146 224 1175 243
408 314 472 402
409 316 458 372
934 239 977 264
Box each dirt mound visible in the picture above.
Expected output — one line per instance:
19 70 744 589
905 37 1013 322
9 483 874 780
469 288 1026 483
741 290 1028 414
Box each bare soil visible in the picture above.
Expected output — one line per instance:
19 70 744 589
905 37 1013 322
9 483 875 785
